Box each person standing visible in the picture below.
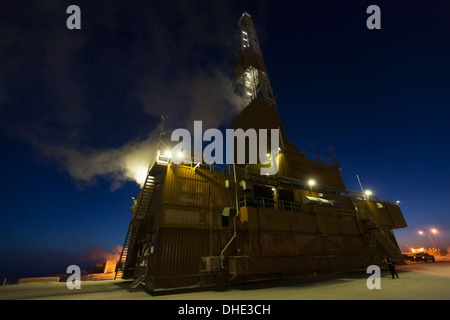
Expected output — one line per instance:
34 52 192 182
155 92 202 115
385 257 399 278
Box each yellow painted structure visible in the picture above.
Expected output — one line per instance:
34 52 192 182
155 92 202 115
115 12 407 292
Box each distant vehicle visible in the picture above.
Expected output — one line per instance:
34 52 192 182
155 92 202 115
413 252 435 263
403 254 414 262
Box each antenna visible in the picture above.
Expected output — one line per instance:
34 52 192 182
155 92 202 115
356 174 366 199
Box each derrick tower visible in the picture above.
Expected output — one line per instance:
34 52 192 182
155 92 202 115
233 13 287 155
236 12 277 108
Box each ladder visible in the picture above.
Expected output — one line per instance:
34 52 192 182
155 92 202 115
115 220 137 279
361 217 405 265
115 175 158 279
133 175 156 220
115 116 166 280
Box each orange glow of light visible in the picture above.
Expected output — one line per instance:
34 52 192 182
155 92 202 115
103 245 122 274
87 245 123 274
104 260 117 274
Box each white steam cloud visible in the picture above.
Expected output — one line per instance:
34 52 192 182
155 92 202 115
0 1 270 191
51 131 159 191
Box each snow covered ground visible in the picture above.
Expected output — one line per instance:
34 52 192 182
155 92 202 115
1 260 449 300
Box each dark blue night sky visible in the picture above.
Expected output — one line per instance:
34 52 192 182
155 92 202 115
1 1 449 275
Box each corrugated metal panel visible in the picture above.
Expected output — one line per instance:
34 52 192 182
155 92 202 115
155 228 206 277
152 227 238 278
338 217 360 235
163 164 234 210
321 235 345 254
283 150 346 190
258 208 290 231
277 152 290 177
324 193 355 211
342 236 369 254
260 233 298 256
316 214 340 234
367 200 391 225
212 173 235 209
292 234 322 255
259 233 367 258
385 202 407 228
163 207 201 227
292 213 318 233
161 205 223 230
164 166 208 206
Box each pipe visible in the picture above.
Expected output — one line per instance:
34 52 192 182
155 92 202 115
209 196 213 257
220 163 239 269
220 217 236 269
233 163 240 218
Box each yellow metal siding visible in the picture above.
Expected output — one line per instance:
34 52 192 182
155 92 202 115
338 217 360 235
163 164 234 210
385 203 407 228
316 214 341 234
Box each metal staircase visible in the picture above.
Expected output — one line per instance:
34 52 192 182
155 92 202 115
115 165 158 280
115 115 167 280
115 220 137 279
361 217 405 266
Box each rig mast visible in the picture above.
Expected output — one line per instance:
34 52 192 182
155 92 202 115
236 12 277 108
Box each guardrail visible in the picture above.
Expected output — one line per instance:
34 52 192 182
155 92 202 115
155 150 399 206
239 195 303 212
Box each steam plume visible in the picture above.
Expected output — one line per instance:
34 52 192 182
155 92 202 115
51 130 160 191
0 1 272 190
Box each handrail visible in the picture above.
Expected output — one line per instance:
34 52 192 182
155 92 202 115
155 152 398 205
239 195 303 212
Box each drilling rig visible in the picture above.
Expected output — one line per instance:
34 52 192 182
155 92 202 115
115 12 407 292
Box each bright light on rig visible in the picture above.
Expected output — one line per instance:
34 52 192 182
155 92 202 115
365 190 372 196
308 179 316 186
164 150 172 158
